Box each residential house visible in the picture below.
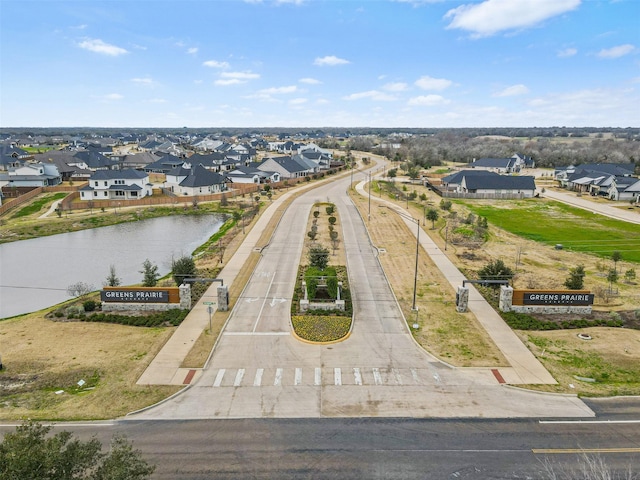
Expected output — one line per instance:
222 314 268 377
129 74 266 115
165 164 227 196
459 174 536 198
470 157 519 174
258 155 317 179
0 144 32 171
608 176 640 202
512 153 535 169
440 169 495 191
144 154 186 174
0 162 62 188
79 169 152 201
225 164 281 184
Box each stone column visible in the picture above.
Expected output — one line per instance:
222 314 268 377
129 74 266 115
300 280 309 312
217 285 229 311
456 286 469 313
499 285 513 312
179 283 191 310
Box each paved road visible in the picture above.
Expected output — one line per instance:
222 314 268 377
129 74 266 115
131 168 593 420
542 188 640 224
3 418 638 479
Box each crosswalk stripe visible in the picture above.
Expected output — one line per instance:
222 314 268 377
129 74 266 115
353 367 362 385
294 368 302 386
274 368 283 386
213 369 225 387
372 368 382 385
411 368 420 383
234 369 245 387
253 368 263 386
392 368 403 385
314 367 321 386
334 367 342 386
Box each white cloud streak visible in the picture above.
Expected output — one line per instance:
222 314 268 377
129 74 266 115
203 60 230 68
557 47 577 58
415 75 452 91
343 90 397 101
300 77 321 84
78 38 128 56
597 44 635 59
493 84 530 97
444 0 581 38
314 55 350 66
408 95 450 106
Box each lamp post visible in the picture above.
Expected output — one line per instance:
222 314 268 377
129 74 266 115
387 207 419 312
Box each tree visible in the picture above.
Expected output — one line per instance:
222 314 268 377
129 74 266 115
325 204 335 215
426 208 439 229
478 259 514 285
219 192 228 207
624 268 636 283
387 168 397 182
0 420 155 480
564 264 585 290
308 245 329 269
66 281 94 298
104 264 121 287
611 251 622 273
140 259 159 287
171 255 196 285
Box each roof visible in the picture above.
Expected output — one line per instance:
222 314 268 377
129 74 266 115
90 169 148 180
472 157 516 169
179 164 226 188
463 175 536 191
442 169 495 185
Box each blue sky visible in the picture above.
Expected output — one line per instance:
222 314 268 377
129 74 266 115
1 0 639 128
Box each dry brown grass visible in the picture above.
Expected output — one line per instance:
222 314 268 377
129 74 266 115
515 328 640 396
350 186 508 367
0 314 180 420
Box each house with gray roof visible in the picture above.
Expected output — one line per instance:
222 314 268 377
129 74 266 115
79 169 152 201
470 157 518 173
440 170 536 198
165 164 227 196
0 162 62 188
225 165 280 184
258 155 316 179
608 176 640 202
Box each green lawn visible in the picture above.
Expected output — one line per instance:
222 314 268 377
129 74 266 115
11 193 69 219
458 199 640 263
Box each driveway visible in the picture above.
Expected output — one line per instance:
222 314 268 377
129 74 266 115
542 189 640 224
131 169 594 420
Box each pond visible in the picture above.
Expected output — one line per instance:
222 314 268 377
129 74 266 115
0 214 226 318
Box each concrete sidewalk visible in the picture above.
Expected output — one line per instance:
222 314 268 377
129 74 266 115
136 189 295 385
543 189 640 225
355 180 557 385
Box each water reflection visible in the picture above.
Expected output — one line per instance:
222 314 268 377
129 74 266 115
0 214 225 318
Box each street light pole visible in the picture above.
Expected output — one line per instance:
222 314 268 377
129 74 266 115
387 207 419 312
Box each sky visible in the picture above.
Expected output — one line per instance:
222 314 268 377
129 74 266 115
1 0 639 128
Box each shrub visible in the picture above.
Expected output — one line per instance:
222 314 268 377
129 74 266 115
83 300 97 312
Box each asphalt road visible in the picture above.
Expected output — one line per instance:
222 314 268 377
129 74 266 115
131 167 593 420
3 417 638 479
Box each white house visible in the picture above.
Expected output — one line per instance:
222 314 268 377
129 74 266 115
0 162 62 187
165 164 227 196
79 169 152 200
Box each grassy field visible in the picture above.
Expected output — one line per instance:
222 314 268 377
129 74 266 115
459 199 640 263
10 192 68 219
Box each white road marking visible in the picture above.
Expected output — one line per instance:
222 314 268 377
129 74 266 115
274 368 283 386
253 368 264 386
213 369 226 387
269 297 286 307
411 368 420 384
392 368 403 385
252 272 276 332
334 368 342 386
234 369 245 387
224 332 289 336
294 368 302 385
353 368 362 385
373 368 382 385
314 368 322 386
433 372 441 383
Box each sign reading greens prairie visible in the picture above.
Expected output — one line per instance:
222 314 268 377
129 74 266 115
101 289 171 303
523 292 594 306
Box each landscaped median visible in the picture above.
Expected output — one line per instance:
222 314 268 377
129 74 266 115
290 203 353 344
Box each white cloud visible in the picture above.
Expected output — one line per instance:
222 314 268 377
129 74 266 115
343 90 397 101
408 95 450 106
104 93 124 101
203 60 230 68
187 47 198 55
444 0 581 38
557 47 577 58
393 0 445 5
300 77 321 84
493 84 530 97
214 78 243 86
220 71 260 80
415 75 452 91
259 85 298 94
289 98 308 105
78 38 128 56
314 55 350 66
384 82 408 92
131 77 155 86
597 44 635 59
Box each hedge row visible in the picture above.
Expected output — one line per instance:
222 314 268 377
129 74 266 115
502 311 624 330
80 309 188 327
